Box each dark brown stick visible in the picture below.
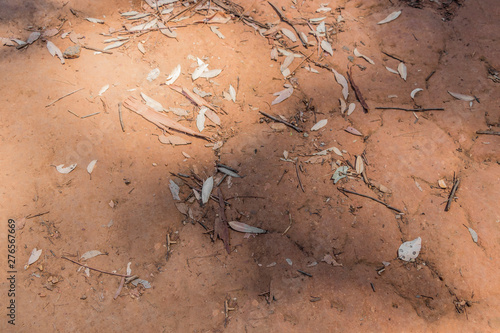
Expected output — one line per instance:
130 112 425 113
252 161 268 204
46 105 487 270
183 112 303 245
62 256 131 278
476 130 500 136
347 67 369 113
445 178 460 212
259 111 303 132
375 107 445 112
381 51 404 63
338 188 402 213
277 169 288 185
295 161 305 192
267 1 308 48
425 70 436 82
26 211 50 219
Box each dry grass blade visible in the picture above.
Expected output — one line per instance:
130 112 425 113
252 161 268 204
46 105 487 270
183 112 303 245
123 96 210 140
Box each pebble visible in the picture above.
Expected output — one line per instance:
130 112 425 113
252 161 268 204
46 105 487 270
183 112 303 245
63 44 81 59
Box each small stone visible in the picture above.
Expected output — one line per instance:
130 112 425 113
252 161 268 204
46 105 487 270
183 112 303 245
63 44 81 59
270 123 287 132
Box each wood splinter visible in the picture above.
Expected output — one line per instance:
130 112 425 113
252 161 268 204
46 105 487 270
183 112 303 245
445 177 460 212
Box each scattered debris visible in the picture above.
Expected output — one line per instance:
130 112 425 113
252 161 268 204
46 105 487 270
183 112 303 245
398 237 421 262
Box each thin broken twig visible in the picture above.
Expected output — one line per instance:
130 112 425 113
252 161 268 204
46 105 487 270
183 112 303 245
45 88 84 107
375 107 444 112
338 188 402 213
81 112 100 119
26 211 50 219
347 67 369 113
445 177 460 212
476 130 500 136
381 51 404 62
61 256 131 278
259 111 303 132
118 102 125 132
267 1 308 48
295 160 305 192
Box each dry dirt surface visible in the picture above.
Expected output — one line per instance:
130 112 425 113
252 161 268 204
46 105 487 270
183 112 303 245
1 0 499 332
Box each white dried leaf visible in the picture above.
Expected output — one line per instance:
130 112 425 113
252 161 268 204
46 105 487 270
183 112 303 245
55 163 77 174
354 48 375 65
210 26 225 39
377 10 402 25
205 109 221 125
12 39 27 46
182 151 191 159
147 68 160 82
438 179 447 188
199 69 222 79
270 47 278 61
347 103 356 116
385 66 399 74
398 62 407 81
411 88 423 99
27 248 42 266
168 107 189 117
192 63 209 81
137 42 146 54
281 55 294 72
193 87 212 98
81 250 103 260
281 68 291 77
310 17 326 23
121 11 139 16
103 40 128 50
27 32 41 44
169 180 180 201
144 18 158 30
305 65 319 73
229 221 267 234
316 6 331 13
86 17 105 24
196 107 207 132
165 65 181 85
331 69 348 100
311 119 327 131
201 176 213 204
218 167 241 178
332 147 343 157
229 85 236 102
98 84 109 96
355 156 364 174
272 85 293 105
299 32 308 44
321 40 333 56
316 21 326 34
281 28 297 42
448 91 474 101
398 237 421 262
339 98 347 114
47 41 65 64
87 160 97 175
84 268 90 277
158 21 177 38
141 92 164 112
126 262 132 276
468 227 478 243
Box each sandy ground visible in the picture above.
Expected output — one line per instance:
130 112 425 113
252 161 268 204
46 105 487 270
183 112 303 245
0 0 499 332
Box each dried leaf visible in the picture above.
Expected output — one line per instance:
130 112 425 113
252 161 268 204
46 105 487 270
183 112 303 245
332 166 348 184
86 17 105 24
281 28 297 42
398 237 421 262
322 254 342 266
355 156 364 174
98 84 109 96
347 103 356 116
165 64 181 85
159 135 191 146
42 29 59 38
411 88 423 99
203 11 231 24
169 180 180 200
331 69 349 100
448 91 474 101
27 248 42 266
192 63 209 81
281 55 294 72
332 147 343 157
306 155 325 164
316 21 326 34
210 26 225 39
311 119 327 131
158 21 177 38
175 202 189 215
270 47 278 61
353 48 375 65
87 160 97 175
205 108 221 126
321 40 333 56
137 42 146 54
468 227 478 243
56 163 77 174
147 68 160 82
182 151 191 159
305 65 319 73
345 126 363 136
316 6 332 13
398 62 407 81
218 167 241 178
385 66 399 74
103 40 128 51
229 85 236 102
81 250 103 260
141 92 164 112
377 10 402 25
196 107 207 132
199 69 222 79
201 176 214 204
47 41 65 64
229 221 267 234
272 85 294 105
27 32 41 44
339 98 347 114
438 179 447 188
168 107 189 117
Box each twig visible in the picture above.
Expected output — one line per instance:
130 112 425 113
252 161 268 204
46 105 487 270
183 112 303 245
290 51 314 76
476 130 500 136
277 169 288 185
113 277 125 300
297 269 312 277
81 112 100 119
445 177 460 212
67 110 80 118
267 1 308 48
45 88 84 107
347 67 369 113
118 102 125 132
26 211 50 219
381 51 404 62
425 70 436 82
166 0 207 23
225 195 265 200
295 161 305 192
61 256 131 278
82 45 113 54
259 111 303 132
375 107 444 112
282 213 293 235
338 188 402 213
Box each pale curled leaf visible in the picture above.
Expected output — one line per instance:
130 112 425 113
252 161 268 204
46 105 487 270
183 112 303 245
98 84 109 96
271 86 294 105
377 10 402 25
86 17 105 24
321 40 333 56
354 48 375 65
345 126 363 136
311 119 327 131
355 156 364 174
229 85 236 102
196 107 207 132
147 68 160 82
103 40 128 51
27 32 41 44
281 55 294 72
56 163 77 174
137 43 146 54
165 65 181 85
468 227 478 243
281 28 296 42
210 26 225 39
331 147 343 157
339 98 347 114
87 160 97 175
141 92 164 112
386 66 399 74
218 167 241 178
81 250 103 260
199 69 222 79
28 248 42 266
398 62 407 81
47 41 65 64
201 176 214 204
229 221 267 234
448 91 474 101
411 88 423 99
347 103 356 116
332 69 348 100
192 63 209 81
169 180 180 201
